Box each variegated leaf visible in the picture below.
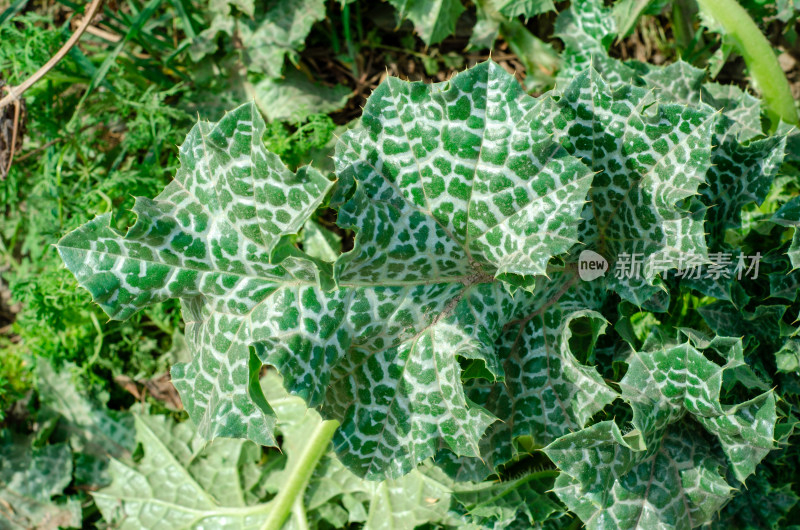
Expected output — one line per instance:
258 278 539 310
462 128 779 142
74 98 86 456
0 433 82 530
637 60 706 105
700 124 785 247
621 341 776 482
58 103 336 448
546 421 733 530
59 61 593 480
544 69 715 304
554 0 637 88
702 83 764 142
296 60 592 478
438 273 614 478
546 334 777 529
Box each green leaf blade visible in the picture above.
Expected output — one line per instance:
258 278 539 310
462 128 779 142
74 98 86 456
58 102 335 449
315 60 593 478
387 0 466 46
546 421 733 530
545 69 716 303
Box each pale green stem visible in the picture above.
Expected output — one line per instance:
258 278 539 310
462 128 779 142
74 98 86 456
696 0 798 129
291 497 309 530
259 419 339 530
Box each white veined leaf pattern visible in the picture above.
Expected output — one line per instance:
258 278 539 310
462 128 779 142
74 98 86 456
334 60 592 288
636 60 706 105
553 3 788 306
56 49 786 528
554 0 637 88
621 342 776 482
58 103 337 447
678 329 771 394
593 58 788 307
702 82 764 142
556 0 770 148
59 60 593 480
437 274 615 479
632 62 787 251
287 60 591 479
546 420 733 530
545 335 777 529
496 286 614 448
0 433 82 529
543 68 716 304
683 114 785 304
554 0 788 307
700 130 785 247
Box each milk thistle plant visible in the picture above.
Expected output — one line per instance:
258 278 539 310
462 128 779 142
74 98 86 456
56 1 800 528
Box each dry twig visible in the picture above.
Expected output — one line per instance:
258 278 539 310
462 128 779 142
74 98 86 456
0 0 104 110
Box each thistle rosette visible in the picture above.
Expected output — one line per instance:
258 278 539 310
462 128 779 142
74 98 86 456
58 60 593 479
